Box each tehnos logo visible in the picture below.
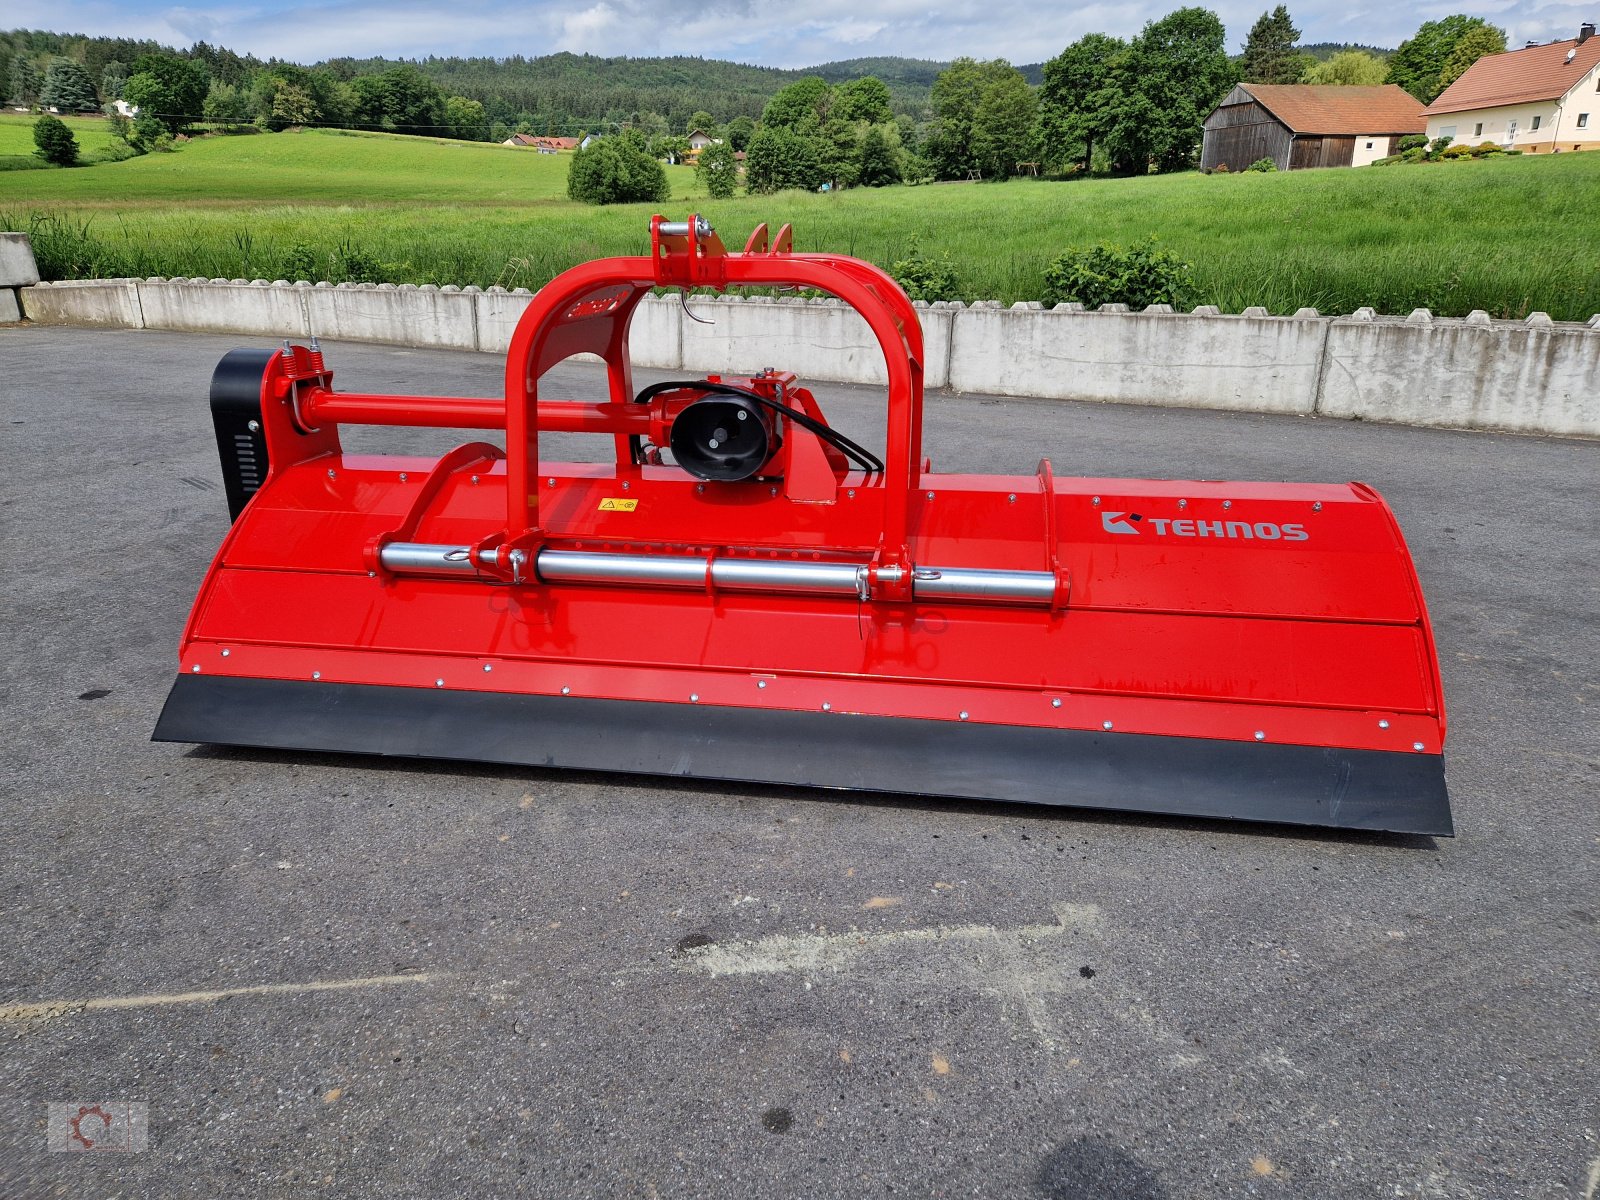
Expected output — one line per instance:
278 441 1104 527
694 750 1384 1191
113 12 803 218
1101 511 1309 542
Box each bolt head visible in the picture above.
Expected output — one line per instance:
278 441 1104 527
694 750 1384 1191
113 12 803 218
221 648 230 657
926 492 935 500
471 475 480 485
191 664 201 673
483 664 492 672
1379 719 1390 729
247 419 260 432
1254 730 1265 741
435 679 445 688
312 671 321 680
1051 698 1062 708
1102 720 1113 731
1413 742 1425 752
821 702 831 712
757 680 767 689
690 693 699 703
959 711 969 721
561 686 571 695
399 473 408 482
1008 493 1017 503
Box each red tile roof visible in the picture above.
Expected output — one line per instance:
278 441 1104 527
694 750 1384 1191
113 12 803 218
1425 37 1600 115
1241 84 1427 135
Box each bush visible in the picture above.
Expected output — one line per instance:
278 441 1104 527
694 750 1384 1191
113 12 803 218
1397 134 1428 152
1440 143 1475 159
1468 142 1504 157
566 133 669 206
890 240 962 302
1426 135 1454 160
1246 157 1277 172
1400 147 1427 163
1041 239 1191 310
32 115 78 166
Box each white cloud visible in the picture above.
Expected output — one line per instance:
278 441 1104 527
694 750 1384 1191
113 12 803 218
11 0 1596 67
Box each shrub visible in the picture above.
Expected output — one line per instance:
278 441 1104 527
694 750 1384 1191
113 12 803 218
1400 147 1426 163
890 240 962 302
1041 239 1191 310
32 115 78 167
1426 135 1454 159
1440 143 1476 159
1397 134 1428 152
1468 142 1503 157
566 133 669 205
1246 157 1277 172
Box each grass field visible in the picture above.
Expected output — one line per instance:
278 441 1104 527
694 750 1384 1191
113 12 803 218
0 111 124 167
4 124 1598 318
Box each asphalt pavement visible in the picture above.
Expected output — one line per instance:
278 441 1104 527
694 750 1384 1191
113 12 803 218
1 325 1596 1199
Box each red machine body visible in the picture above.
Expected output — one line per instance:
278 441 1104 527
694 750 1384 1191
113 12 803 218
155 216 1451 835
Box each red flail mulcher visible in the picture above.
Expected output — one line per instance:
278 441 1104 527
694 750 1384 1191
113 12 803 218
155 216 1452 835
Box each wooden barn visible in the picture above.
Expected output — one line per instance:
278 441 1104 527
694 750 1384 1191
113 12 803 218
1202 84 1426 172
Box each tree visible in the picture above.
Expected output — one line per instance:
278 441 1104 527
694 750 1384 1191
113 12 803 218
1386 16 1504 104
816 118 862 187
100 61 128 102
1104 8 1238 174
855 126 901 186
686 109 715 135
925 58 1027 179
373 66 445 135
761 77 831 130
124 53 209 133
724 115 756 152
1038 33 1128 172
971 69 1037 179
1438 25 1507 94
1301 49 1388 86
834 76 892 124
696 139 738 197
202 80 252 124
10 56 41 106
32 114 78 165
743 124 824 193
566 131 669 205
443 95 487 141
39 58 99 113
1240 6 1305 84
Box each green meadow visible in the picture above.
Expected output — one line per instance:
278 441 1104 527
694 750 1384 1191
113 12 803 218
4 123 1598 319
0 111 123 164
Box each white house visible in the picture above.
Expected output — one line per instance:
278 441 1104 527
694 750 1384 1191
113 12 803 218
1424 23 1600 154
111 98 139 118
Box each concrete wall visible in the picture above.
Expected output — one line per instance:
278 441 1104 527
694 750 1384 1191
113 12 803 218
16 272 1600 438
0 231 40 324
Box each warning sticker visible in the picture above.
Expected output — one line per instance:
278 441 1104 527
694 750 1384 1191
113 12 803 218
598 498 639 512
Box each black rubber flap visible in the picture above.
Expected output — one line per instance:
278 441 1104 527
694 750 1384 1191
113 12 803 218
154 675 1453 836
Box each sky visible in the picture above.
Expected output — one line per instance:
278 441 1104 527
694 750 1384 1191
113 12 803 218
14 0 1595 67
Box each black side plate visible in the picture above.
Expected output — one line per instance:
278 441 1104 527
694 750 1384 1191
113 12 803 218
153 675 1453 837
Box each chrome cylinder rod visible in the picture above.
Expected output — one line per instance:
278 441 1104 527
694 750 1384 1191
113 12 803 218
378 543 1055 606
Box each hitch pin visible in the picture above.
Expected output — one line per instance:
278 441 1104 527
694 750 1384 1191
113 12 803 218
508 548 528 585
